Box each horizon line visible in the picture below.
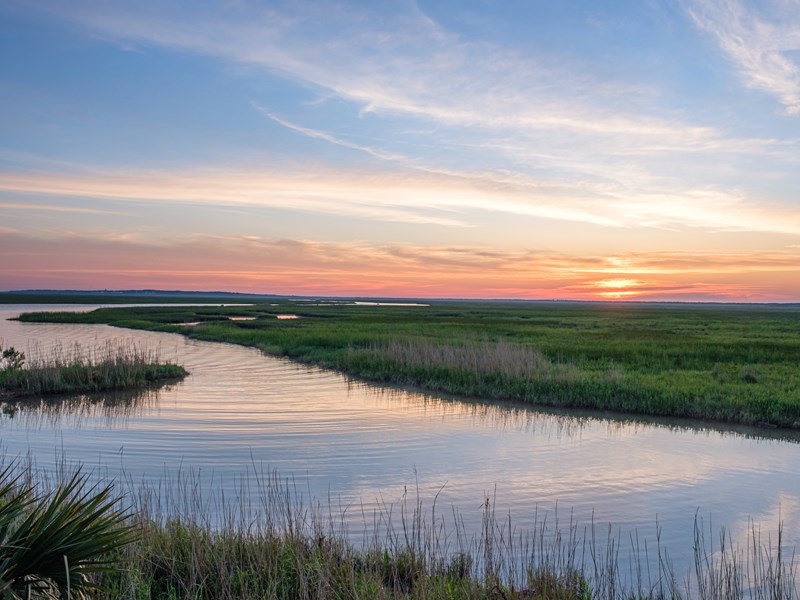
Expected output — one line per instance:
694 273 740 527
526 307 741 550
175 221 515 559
2 288 799 306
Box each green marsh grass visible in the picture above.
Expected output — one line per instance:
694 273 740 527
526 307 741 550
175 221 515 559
19 300 800 428
114 474 800 599
1 458 797 598
0 340 187 397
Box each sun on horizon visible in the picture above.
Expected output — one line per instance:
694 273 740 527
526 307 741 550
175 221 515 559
1 1 799 302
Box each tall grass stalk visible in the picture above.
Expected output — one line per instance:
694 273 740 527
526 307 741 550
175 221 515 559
0 457 797 598
345 338 592 407
58 464 793 599
0 340 186 397
377 340 552 379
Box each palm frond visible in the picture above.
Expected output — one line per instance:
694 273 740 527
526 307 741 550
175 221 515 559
0 467 135 598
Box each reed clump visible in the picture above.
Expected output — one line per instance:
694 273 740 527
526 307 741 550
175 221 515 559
372 339 576 381
98 469 797 600
0 340 186 397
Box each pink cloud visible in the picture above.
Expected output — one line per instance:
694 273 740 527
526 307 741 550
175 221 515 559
2 231 799 301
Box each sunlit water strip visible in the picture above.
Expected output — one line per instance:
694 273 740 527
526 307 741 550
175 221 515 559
2 304 799 582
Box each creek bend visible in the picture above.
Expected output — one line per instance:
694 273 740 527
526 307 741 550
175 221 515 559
2 304 799 579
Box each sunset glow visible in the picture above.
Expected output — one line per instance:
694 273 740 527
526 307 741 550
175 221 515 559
2 1 800 301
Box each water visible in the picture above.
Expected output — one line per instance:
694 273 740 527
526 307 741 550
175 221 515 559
2 304 800 580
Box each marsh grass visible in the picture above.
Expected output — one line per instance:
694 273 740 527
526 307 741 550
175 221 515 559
0 340 186 397
95 467 798 599
0 459 797 599
20 301 800 428
692 517 797 600
368 339 581 383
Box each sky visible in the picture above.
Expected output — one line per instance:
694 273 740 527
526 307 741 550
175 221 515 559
1 0 800 301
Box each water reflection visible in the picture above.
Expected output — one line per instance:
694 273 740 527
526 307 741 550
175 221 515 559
1 304 799 582
345 377 800 445
0 384 171 427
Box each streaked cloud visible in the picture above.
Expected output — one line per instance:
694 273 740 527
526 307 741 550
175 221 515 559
23 0 786 160
0 168 469 227
254 105 409 165
3 164 800 236
0 200 123 215
686 0 800 114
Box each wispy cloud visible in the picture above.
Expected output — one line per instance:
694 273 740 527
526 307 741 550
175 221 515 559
3 1 799 300
24 1 783 157
0 200 123 214
686 0 800 114
576 250 800 274
253 104 409 164
10 0 796 240
0 168 471 227
249 111 800 233
2 163 800 235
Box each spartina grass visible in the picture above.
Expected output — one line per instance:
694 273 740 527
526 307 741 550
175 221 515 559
20 302 800 428
0 339 186 397
359 338 582 386
0 458 797 599
84 465 799 599
374 339 555 379
693 516 797 600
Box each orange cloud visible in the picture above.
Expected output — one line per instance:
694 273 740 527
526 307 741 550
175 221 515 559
2 231 799 301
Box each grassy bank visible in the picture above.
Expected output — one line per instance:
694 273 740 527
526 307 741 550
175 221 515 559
2 462 797 599
16 300 800 428
0 340 187 397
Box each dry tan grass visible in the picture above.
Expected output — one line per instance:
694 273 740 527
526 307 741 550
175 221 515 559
370 339 581 383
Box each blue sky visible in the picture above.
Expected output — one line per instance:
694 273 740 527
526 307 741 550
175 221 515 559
2 0 800 299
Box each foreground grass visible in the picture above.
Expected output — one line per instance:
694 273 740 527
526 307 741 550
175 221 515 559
0 340 187 398
110 511 796 600
16 300 800 428
3 461 796 599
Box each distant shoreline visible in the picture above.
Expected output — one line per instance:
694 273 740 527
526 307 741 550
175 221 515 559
2 289 800 307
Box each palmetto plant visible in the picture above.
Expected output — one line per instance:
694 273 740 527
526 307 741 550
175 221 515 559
0 465 134 599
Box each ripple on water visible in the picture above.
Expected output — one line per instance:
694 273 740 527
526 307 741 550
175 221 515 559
2 305 800 580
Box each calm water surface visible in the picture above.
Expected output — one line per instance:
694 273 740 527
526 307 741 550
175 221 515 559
2 304 799 577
